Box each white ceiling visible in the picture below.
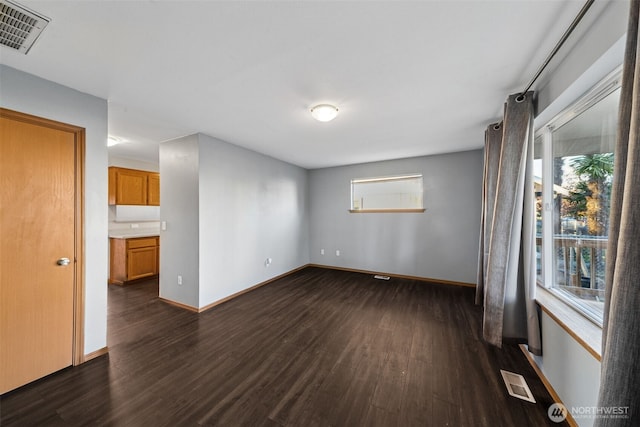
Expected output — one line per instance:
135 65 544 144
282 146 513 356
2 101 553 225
1 0 593 169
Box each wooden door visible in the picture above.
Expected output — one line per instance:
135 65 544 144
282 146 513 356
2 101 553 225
0 109 83 394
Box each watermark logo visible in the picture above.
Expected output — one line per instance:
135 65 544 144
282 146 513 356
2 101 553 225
548 403 630 422
548 403 568 423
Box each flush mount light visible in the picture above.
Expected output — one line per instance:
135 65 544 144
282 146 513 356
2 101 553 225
310 104 339 122
107 136 124 147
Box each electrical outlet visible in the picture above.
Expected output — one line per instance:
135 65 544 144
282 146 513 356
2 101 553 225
320 249 325 255
130 223 139 229
265 258 272 267
177 275 183 286
336 250 340 256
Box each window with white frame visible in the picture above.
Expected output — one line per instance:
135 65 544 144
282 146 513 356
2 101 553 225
535 69 620 325
350 174 424 212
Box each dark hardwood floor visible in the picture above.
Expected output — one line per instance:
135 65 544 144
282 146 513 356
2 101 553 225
1 266 565 426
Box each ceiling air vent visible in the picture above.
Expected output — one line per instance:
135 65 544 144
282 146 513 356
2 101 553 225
0 0 50 54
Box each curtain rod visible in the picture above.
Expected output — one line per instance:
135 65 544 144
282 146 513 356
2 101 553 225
519 0 595 96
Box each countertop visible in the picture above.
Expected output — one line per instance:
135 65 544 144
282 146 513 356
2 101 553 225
109 230 160 239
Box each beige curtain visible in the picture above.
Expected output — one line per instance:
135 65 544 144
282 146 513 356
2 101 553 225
476 92 541 355
596 1 640 425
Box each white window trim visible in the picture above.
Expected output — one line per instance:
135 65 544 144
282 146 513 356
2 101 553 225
535 66 622 328
535 285 602 361
350 173 425 212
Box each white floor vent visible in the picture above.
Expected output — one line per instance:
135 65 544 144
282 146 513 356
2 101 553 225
0 0 50 54
500 369 536 403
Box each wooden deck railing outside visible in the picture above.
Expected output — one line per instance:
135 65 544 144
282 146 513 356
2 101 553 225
536 235 608 296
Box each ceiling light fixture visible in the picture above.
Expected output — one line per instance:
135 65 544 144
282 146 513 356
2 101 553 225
310 104 339 122
107 136 124 147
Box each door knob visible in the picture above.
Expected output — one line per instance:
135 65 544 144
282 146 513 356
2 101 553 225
57 257 71 266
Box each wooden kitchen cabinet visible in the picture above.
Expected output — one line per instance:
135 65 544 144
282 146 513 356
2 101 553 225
147 173 160 206
109 236 159 285
108 167 160 206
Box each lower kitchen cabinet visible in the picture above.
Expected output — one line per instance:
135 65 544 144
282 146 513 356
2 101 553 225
109 236 159 285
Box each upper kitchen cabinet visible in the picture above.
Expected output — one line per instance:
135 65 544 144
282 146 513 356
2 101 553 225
147 172 160 206
109 167 160 206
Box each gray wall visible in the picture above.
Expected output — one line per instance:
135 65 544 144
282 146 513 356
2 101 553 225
159 135 201 307
198 134 309 306
309 150 483 284
159 133 309 309
0 65 109 355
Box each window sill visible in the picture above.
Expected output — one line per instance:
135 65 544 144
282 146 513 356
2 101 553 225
348 209 425 213
536 285 602 361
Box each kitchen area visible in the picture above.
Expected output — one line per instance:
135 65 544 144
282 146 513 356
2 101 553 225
108 160 161 286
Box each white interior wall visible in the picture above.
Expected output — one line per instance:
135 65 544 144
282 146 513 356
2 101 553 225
536 0 628 117
108 156 159 172
533 313 601 427
0 65 108 355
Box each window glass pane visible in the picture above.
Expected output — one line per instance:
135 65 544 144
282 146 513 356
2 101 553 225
351 174 423 210
534 135 543 283
550 87 619 320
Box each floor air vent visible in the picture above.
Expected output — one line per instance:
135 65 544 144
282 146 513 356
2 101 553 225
0 0 50 54
500 370 536 403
